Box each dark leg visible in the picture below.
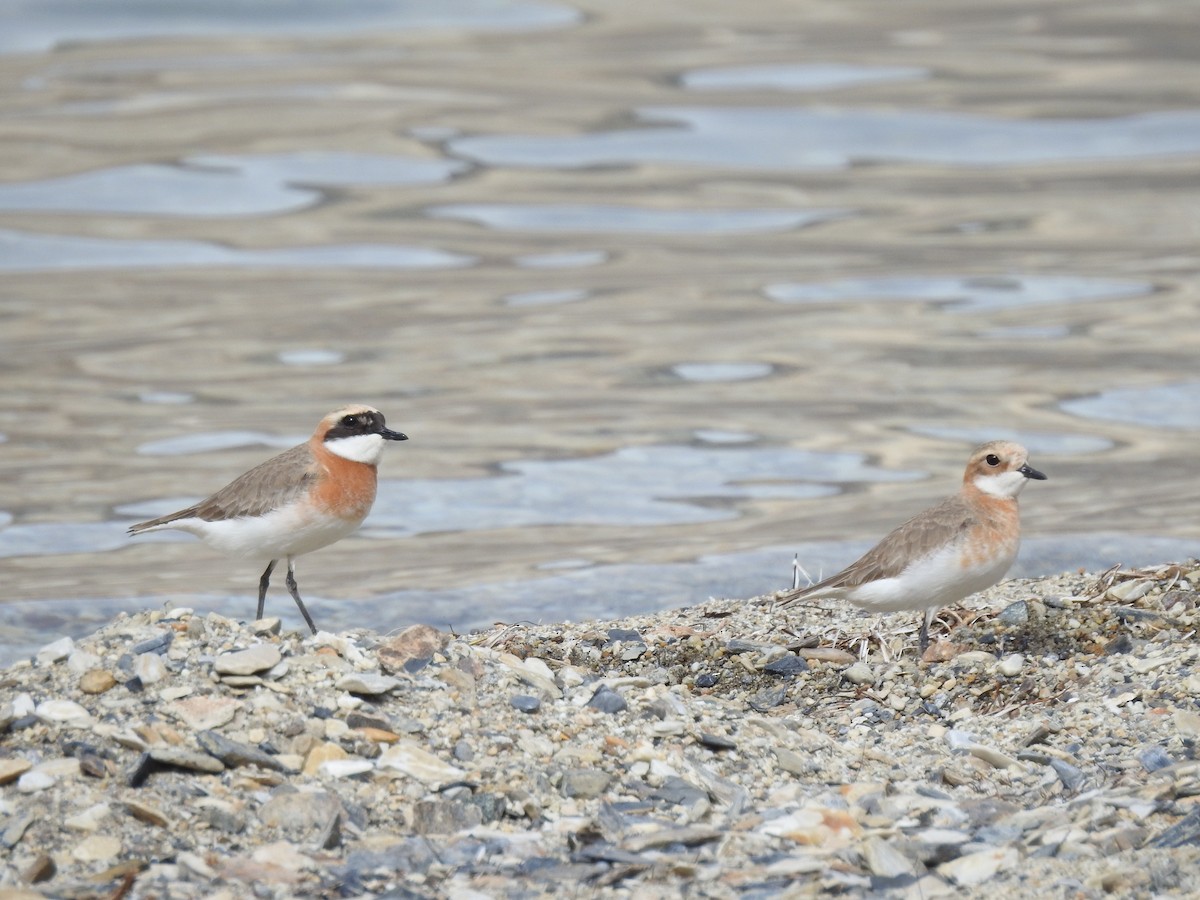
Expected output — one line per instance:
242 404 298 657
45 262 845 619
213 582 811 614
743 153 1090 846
258 559 278 620
285 556 318 635
919 608 935 654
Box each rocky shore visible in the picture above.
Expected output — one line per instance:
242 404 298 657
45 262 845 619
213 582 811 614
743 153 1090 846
2 562 1200 898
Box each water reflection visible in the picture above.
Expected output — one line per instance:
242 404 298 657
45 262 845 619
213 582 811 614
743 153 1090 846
366 445 921 533
680 63 928 92
766 275 1151 311
452 107 1200 170
0 228 475 272
502 288 589 307
0 153 468 217
907 426 1113 456
513 250 608 269
429 204 848 234
1061 382 1200 431
1 0 580 55
136 431 301 456
672 362 775 383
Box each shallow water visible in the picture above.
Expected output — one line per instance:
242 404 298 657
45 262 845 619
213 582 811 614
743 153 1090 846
1 0 1198 662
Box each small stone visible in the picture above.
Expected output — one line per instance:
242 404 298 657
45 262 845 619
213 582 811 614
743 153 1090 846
125 800 170 827
319 759 375 778
252 617 282 635
133 652 169 686
64 802 111 832
561 768 612 799
697 732 737 751
165 695 242 731
71 834 122 863
36 636 75 665
774 747 811 776
969 745 1022 770
0 758 32 784
798 646 857 664
938 846 1017 887
1050 758 1085 792
2 814 33 849
608 628 644 643
376 741 467 786
131 631 174 655
66 650 102 674
148 746 224 774
764 654 809 676
214 644 281 676
587 685 628 714
251 840 314 873
1138 745 1173 773
997 653 1025 677
843 662 875 685
303 742 348 776
259 789 342 839
412 797 484 835
951 650 995 669
1173 708 1200 738
862 836 916 879
79 669 117 694
998 600 1029 625
510 694 541 713
34 699 93 727
377 624 449 673
21 854 55 884
17 770 56 793
196 730 294 772
336 672 400 696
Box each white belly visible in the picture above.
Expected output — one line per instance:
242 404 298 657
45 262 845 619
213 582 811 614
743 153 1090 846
845 541 1017 612
155 504 364 561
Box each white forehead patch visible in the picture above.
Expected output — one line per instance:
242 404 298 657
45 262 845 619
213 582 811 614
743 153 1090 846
974 468 1029 499
326 432 385 465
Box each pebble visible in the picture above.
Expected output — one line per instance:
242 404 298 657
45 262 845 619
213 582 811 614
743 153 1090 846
0 758 32 784
148 746 225 774
510 694 541 713
377 624 449 673
17 771 56 793
133 652 169 686
997 653 1025 677
335 673 400 696
938 846 1017 886
34 699 92 727
376 741 466 786
165 695 241 731
71 834 122 863
587 685 628 713
213 644 281 676
79 669 117 694
842 661 874 685
36 636 74 665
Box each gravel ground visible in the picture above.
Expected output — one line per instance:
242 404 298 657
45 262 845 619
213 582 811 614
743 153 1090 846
2 561 1200 898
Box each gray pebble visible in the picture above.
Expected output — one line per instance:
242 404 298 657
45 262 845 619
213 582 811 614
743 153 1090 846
213 643 281 676
587 686 627 714
510 694 541 713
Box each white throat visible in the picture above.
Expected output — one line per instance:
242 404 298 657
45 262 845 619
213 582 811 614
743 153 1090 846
974 469 1027 499
326 433 384 465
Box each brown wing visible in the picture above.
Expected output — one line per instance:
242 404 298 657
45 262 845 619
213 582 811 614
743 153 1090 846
777 495 975 606
128 443 318 532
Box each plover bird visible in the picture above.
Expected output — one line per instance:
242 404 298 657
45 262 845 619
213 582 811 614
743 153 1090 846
128 404 408 633
777 440 1046 651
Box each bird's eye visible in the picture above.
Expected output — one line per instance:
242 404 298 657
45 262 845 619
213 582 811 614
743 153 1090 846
985 454 1001 467
342 415 358 427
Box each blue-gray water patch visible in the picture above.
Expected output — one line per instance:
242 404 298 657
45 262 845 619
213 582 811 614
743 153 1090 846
277 349 345 366
1061 382 1200 431
672 362 774 382
0 228 476 272
514 250 608 269
136 431 302 456
365 445 922 533
1 0 580 55
450 107 1200 170
907 426 1114 456
680 63 928 92
0 153 469 217
429 204 848 234
502 288 589 307
765 275 1150 312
